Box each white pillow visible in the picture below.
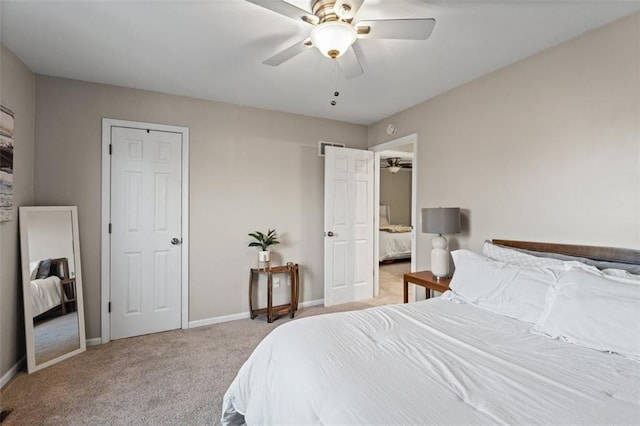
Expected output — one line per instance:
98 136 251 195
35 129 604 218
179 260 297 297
533 267 640 359
450 249 557 323
379 205 390 226
483 242 566 268
29 261 39 280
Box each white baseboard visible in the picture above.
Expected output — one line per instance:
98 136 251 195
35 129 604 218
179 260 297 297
189 311 250 328
86 338 102 347
1 356 25 389
189 298 325 329
299 298 324 308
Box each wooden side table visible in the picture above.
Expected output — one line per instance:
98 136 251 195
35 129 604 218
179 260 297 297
249 263 300 323
60 278 77 315
403 271 451 303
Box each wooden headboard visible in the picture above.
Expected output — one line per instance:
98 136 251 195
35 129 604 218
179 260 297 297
49 257 70 279
492 240 640 265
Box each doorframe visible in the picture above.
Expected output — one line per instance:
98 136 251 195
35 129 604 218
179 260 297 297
100 118 190 344
369 133 418 302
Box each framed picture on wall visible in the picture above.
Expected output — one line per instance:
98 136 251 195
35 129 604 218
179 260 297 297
0 104 15 222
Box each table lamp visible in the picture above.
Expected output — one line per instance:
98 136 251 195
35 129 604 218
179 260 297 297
421 207 461 279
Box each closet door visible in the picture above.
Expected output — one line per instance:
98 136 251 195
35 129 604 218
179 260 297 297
324 146 374 306
110 126 183 339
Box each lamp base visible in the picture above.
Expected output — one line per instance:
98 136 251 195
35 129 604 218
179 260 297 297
431 235 449 278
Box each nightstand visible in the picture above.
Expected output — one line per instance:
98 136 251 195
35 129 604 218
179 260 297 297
60 278 77 314
249 263 299 323
402 271 451 303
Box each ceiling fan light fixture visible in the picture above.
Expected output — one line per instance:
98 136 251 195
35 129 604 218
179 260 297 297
310 21 357 59
388 166 401 174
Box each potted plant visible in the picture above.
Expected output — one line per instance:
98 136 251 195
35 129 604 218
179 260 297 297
248 229 280 263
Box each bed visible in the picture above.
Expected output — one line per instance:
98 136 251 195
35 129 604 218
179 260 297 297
31 275 62 317
30 257 70 317
379 205 412 262
222 240 640 425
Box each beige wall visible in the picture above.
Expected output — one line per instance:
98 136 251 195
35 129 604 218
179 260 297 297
369 13 640 273
26 210 76 276
380 171 412 225
34 76 368 339
0 45 35 378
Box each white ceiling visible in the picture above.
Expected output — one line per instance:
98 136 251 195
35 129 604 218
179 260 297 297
1 1 638 125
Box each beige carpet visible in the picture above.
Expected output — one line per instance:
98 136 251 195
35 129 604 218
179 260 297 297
34 312 80 365
1 262 409 425
376 260 411 304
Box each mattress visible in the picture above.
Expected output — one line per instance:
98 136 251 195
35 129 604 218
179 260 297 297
222 297 640 424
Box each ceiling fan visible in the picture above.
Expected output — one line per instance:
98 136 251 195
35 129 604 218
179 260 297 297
246 0 436 80
381 157 412 174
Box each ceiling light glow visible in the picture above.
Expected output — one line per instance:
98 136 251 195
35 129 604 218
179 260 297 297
310 21 357 59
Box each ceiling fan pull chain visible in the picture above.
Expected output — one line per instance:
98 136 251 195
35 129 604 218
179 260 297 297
331 60 340 106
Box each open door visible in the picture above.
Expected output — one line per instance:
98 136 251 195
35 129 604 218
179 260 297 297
324 146 374 306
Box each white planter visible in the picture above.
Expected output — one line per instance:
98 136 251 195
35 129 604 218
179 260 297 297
258 250 271 262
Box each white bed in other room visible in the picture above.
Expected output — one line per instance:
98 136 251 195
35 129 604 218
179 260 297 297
222 240 640 425
31 276 62 317
379 205 412 262
29 258 68 317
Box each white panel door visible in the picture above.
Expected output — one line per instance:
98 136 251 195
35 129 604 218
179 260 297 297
324 146 374 306
110 127 182 339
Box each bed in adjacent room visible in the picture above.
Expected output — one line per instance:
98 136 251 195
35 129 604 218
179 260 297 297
222 240 640 425
30 258 69 317
378 205 412 262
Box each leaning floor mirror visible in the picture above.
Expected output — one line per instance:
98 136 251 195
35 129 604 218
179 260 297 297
19 206 86 373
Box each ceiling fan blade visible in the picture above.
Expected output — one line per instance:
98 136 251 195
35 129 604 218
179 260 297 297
337 46 363 80
334 0 365 20
246 0 319 25
263 38 313 66
356 18 435 40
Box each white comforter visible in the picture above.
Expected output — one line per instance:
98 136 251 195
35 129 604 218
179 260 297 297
379 229 411 261
31 275 61 317
222 298 640 425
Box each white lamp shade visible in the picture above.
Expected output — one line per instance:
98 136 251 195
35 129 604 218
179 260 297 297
310 21 357 59
387 166 401 174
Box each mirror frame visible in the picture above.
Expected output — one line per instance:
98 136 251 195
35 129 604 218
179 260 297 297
19 206 86 373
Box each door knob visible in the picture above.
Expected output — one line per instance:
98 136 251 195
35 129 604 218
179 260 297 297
326 231 334 237
171 238 182 245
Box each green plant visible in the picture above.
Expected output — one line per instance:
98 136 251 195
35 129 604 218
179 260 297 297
248 229 280 251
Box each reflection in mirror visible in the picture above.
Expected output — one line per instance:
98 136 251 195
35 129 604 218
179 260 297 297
20 206 86 373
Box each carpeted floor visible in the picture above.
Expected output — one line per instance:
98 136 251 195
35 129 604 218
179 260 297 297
34 312 80 365
376 260 411 304
0 262 409 425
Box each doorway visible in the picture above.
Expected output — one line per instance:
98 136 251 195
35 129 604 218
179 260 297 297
101 119 189 343
370 134 418 304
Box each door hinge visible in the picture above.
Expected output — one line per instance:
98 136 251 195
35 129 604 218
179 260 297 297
109 144 112 155
108 223 112 234
108 302 111 313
